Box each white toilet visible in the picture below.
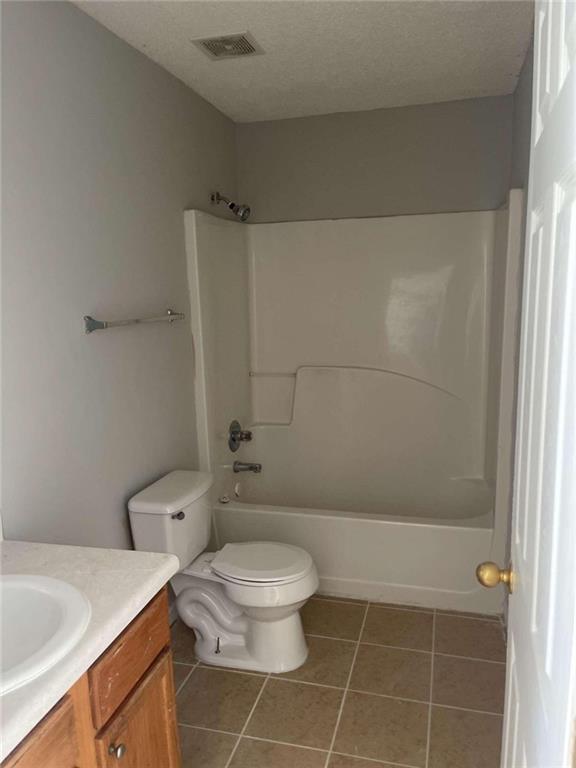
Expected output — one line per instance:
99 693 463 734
128 470 319 673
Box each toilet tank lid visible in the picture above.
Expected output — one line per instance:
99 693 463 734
128 470 213 515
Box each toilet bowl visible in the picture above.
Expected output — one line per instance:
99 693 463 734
128 471 318 673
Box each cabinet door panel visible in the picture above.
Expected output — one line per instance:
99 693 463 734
2 696 79 768
94 651 180 768
89 589 170 729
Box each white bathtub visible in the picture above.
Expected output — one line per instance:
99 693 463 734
214 501 504 615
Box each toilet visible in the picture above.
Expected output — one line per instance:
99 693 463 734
128 470 318 673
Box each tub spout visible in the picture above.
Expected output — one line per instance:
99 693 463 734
233 461 262 473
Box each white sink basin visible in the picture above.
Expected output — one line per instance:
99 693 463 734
0 575 91 695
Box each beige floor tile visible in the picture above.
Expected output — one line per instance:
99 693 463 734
173 662 194 692
329 755 403 767
179 726 237 768
302 599 366 640
171 620 197 664
333 691 428 766
428 706 503 768
350 644 431 701
434 615 506 662
177 667 264 732
433 655 505 713
361 606 434 651
229 738 327 768
245 679 343 749
276 636 356 687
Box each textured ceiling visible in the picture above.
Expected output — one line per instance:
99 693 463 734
77 1 534 123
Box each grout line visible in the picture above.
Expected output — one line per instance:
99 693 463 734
324 688 503 716
323 601 370 768
313 596 370 607
178 723 240 736
346 689 429 706
196 663 267 678
232 735 329 754
179 724 421 767
305 635 505 664
431 703 504 718
358 641 433 655
178 691 504 730
223 673 271 768
433 651 506 665
367 604 435 615
307 598 501 622
272 677 345 691
312 597 431 614
435 612 502 623
179 726 331 754
424 609 436 768
332 752 421 768
306 633 358 644
173 660 198 667
174 663 197 696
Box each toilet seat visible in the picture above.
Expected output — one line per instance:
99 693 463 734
210 542 314 586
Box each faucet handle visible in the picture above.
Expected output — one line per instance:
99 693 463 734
228 420 253 452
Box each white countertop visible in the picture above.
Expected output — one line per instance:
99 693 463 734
0 541 179 761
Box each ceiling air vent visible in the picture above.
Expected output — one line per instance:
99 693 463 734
193 32 263 60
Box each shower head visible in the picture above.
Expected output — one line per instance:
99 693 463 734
232 202 251 222
211 191 251 222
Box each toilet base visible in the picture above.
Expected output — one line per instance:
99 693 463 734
196 612 309 673
172 574 310 674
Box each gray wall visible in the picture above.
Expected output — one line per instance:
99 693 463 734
512 43 534 189
1 1 237 548
237 96 514 223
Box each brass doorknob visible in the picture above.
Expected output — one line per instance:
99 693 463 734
476 561 515 593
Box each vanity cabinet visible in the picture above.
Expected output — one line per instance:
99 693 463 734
2 588 180 768
94 652 179 768
1 696 81 768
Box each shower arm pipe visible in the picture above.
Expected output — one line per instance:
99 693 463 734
210 191 251 221
83 308 185 334
213 191 232 206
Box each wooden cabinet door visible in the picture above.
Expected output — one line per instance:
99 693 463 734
94 651 180 768
2 696 80 768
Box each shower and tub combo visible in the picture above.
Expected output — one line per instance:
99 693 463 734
183 191 524 615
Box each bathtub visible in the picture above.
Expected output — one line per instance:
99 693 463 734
214 500 503 615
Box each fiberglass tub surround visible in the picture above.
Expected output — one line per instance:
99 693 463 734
244 213 492 520
184 192 522 612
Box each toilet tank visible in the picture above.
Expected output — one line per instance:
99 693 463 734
128 470 214 568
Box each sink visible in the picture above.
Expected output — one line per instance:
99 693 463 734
0 575 91 695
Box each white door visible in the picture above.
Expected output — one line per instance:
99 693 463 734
502 1 576 766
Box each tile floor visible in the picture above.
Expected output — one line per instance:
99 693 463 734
171 596 507 768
